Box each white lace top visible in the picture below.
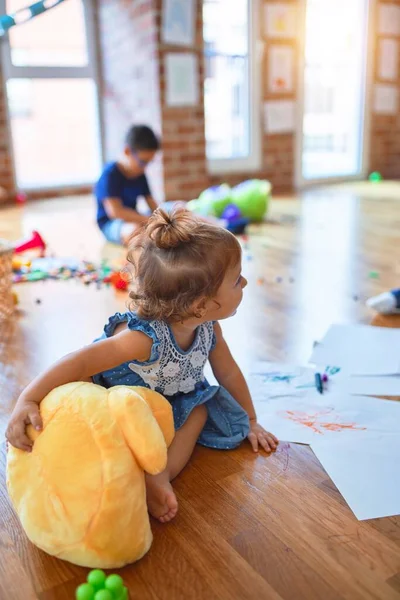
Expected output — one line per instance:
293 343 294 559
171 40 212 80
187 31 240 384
126 318 215 396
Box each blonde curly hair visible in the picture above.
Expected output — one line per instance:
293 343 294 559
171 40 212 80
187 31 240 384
126 207 241 322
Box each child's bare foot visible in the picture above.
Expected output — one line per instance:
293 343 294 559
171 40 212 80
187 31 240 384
145 473 178 523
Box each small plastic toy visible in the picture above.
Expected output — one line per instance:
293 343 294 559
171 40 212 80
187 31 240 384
14 230 46 255
76 570 128 600
15 191 27 204
187 179 271 223
221 204 250 234
368 171 382 183
110 271 129 291
12 256 31 270
368 270 380 279
221 204 241 222
11 256 125 289
366 289 400 314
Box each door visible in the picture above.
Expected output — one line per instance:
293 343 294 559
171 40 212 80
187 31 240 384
297 0 370 184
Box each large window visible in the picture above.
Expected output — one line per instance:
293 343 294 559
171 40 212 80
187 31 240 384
203 0 260 173
1 0 102 189
299 0 369 182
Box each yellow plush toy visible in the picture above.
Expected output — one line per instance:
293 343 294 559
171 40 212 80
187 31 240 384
7 382 174 568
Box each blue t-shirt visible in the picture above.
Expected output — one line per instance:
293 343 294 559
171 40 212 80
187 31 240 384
95 162 151 228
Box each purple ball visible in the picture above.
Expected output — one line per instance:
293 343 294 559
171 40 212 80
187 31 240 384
222 204 241 222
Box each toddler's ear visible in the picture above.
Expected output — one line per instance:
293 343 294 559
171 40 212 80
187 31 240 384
192 297 207 319
108 387 167 475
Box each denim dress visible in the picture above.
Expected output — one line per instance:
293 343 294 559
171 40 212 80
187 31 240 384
92 312 250 449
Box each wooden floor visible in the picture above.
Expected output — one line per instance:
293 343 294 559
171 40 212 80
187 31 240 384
0 184 400 599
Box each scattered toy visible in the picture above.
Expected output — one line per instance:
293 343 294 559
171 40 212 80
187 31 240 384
12 256 127 291
76 570 128 600
366 289 400 314
368 171 382 183
14 230 46 255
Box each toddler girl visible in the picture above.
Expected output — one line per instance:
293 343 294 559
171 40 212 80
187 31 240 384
6 208 278 523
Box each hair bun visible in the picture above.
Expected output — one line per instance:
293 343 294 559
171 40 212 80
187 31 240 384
147 207 195 249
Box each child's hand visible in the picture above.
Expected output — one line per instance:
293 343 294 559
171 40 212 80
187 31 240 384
6 401 42 452
248 419 279 453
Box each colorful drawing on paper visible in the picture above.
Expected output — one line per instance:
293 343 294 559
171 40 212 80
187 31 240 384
268 46 294 93
254 372 298 384
280 409 367 435
264 3 297 39
249 363 342 402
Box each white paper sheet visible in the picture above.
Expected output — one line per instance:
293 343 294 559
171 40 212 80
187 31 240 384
309 324 400 376
162 0 195 46
268 46 294 93
264 3 297 38
378 3 400 36
334 374 400 397
249 362 400 399
165 53 198 107
256 393 400 446
379 39 399 81
264 100 295 133
311 433 400 520
249 362 318 401
374 84 398 115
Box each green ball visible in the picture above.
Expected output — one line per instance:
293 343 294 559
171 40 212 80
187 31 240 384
369 270 380 279
88 570 106 590
106 574 124 593
94 591 113 600
76 583 95 600
369 171 382 182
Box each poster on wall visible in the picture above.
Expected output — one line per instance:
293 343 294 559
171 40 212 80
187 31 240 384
268 45 294 93
263 100 295 133
378 3 400 36
165 53 198 107
374 84 398 115
264 2 297 38
378 39 399 81
162 0 195 46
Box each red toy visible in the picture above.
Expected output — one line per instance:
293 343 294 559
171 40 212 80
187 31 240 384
14 231 46 255
15 192 27 205
110 272 129 291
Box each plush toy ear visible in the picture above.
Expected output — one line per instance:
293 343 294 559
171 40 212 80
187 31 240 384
108 386 168 475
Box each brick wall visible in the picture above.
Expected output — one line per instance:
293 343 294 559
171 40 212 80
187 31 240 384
96 0 164 201
158 0 297 201
156 0 208 201
369 0 400 179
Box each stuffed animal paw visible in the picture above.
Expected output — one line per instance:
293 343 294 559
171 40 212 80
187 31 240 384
7 382 174 568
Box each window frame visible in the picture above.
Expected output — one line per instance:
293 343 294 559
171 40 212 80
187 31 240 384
0 0 104 191
204 0 262 175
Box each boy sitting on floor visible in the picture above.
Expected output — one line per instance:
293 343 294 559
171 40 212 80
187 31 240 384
95 124 160 246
